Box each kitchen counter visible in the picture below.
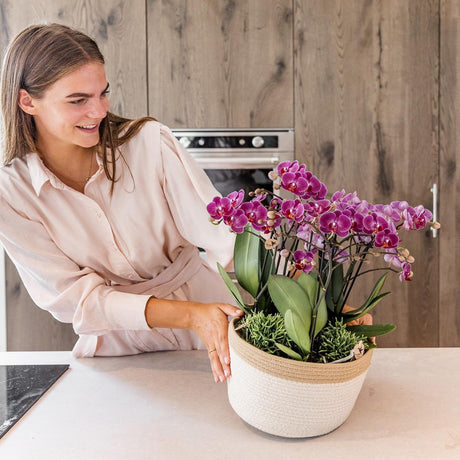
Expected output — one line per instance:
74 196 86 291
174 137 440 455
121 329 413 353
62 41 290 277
0 348 459 460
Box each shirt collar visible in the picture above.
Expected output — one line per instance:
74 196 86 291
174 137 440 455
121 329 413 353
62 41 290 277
26 152 55 196
26 151 104 196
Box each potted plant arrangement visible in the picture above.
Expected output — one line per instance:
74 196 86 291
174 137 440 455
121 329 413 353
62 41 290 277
207 160 438 438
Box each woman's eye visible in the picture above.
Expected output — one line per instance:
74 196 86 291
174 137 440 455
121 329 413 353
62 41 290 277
101 90 110 98
69 99 85 105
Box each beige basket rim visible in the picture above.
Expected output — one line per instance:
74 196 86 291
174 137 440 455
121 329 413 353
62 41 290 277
229 317 373 384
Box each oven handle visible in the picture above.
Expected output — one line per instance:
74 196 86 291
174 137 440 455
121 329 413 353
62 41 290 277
193 156 280 169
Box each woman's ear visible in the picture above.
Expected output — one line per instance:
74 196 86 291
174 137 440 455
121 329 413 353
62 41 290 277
18 89 37 115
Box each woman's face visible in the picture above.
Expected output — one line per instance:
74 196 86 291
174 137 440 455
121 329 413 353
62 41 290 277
22 62 110 155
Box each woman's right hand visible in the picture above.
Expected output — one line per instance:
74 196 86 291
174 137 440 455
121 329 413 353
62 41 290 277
187 302 244 383
145 297 243 383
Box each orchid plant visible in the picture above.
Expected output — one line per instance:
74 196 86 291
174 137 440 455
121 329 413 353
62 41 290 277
207 160 439 362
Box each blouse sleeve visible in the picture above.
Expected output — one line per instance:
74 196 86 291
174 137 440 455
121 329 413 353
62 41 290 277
0 196 152 336
159 124 235 270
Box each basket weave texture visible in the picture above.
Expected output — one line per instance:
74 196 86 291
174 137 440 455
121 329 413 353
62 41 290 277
227 318 373 438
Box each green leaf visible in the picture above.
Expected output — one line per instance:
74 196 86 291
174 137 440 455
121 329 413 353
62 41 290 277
325 263 345 313
346 323 396 337
361 273 388 312
234 228 260 298
275 342 303 361
217 263 249 314
259 240 274 287
284 309 311 354
342 292 391 321
295 272 316 306
314 295 328 337
267 275 312 325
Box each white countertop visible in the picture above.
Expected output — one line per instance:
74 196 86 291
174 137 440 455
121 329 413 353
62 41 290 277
0 348 459 460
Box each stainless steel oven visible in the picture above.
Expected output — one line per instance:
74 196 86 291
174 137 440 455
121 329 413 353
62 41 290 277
172 128 294 197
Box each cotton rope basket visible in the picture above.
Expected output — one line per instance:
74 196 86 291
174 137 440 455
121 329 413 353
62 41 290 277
227 318 373 438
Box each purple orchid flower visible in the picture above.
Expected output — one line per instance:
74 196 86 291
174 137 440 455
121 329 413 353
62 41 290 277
280 172 309 196
281 199 304 222
241 201 268 231
375 229 399 249
363 213 389 235
319 211 352 237
277 160 300 177
293 250 315 274
303 200 331 218
206 196 233 220
223 209 248 233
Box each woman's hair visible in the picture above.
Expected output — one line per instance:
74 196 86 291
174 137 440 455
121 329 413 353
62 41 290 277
0 23 154 190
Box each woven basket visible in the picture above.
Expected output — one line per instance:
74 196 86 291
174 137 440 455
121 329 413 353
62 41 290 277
227 318 373 438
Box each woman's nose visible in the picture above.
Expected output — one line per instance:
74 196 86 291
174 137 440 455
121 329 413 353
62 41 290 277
87 98 109 118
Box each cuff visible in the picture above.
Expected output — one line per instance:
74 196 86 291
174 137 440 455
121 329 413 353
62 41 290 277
104 291 152 331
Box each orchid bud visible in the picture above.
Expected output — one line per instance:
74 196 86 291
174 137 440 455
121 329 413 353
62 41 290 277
280 249 290 258
274 183 281 190
268 170 278 181
267 210 276 219
431 221 441 230
407 255 415 264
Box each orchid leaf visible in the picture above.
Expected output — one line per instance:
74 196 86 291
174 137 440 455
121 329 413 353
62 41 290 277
275 342 303 361
267 275 312 325
314 295 328 337
294 272 316 306
259 241 274 287
346 323 396 337
284 309 311 354
234 228 260 298
325 263 345 314
342 292 391 321
361 273 388 311
217 263 249 314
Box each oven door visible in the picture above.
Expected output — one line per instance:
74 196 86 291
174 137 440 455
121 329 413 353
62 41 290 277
192 152 291 197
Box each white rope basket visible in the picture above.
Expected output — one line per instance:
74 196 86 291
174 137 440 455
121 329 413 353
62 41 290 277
227 318 373 438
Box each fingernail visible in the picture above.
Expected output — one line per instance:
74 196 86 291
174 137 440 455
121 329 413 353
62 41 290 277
224 369 230 377
214 375 219 383
235 309 243 314
224 356 230 365
219 375 225 383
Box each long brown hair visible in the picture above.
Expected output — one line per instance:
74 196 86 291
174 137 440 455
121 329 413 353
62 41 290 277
0 23 154 190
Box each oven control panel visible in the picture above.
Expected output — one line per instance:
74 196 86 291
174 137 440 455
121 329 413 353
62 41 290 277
177 135 278 149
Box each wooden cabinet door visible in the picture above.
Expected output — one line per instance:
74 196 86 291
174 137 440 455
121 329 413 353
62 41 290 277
439 0 460 346
0 0 147 350
294 0 440 347
147 0 294 128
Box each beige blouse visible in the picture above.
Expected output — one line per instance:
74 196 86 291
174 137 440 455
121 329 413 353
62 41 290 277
0 121 235 357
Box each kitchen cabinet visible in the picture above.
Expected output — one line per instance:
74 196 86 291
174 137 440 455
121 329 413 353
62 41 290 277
294 0 441 347
147 0 293 128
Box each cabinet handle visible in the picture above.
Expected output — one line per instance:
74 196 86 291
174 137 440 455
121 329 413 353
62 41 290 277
430 183 438 238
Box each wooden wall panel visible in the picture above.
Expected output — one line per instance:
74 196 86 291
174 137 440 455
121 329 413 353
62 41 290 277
147 0 293 128
294 0 440 347
439 0 460 346
0 0 146 350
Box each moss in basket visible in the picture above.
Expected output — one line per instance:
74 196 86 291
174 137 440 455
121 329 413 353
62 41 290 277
239 311 297 357
318 319 370 363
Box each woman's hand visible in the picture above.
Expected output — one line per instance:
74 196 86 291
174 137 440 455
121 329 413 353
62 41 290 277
188 302 244 383
145 298 243 384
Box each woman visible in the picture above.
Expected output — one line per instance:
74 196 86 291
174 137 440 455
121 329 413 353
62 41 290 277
0 23 243 383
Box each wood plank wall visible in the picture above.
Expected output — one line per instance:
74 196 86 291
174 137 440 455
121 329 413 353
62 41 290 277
147 0 293 127
294 0 440 347
0 0 458 349
440 0 460 346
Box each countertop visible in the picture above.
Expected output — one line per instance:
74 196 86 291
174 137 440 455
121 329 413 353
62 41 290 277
0 348 459 460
